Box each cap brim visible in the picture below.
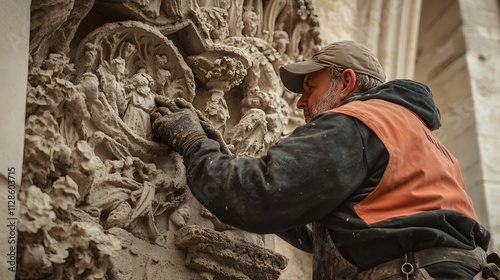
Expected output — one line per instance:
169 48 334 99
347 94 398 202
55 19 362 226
279 61 327 93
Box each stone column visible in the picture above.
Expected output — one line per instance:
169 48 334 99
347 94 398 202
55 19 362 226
415 0 500 253
0 0 31 278
355 0 422 81
314 0 422 81
458 0 500 253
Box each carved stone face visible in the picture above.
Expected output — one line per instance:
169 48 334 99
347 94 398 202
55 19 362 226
122 42 136 58
242 11 258 37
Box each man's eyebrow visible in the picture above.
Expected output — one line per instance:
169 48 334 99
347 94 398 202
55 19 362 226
303 76 311 88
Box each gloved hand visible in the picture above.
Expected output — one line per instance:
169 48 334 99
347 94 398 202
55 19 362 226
176 98 233 155
151 96 207 156
197 112 233 155
152 96 233 155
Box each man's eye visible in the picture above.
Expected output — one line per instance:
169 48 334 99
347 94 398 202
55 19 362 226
303 84 316 93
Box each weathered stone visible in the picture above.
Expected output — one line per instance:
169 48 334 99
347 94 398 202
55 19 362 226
15 1 322 279
175 225 288 280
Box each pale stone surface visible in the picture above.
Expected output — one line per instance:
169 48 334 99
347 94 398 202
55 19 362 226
458 0 500 254
314 0 357 43
315 0 422 82
0 0 30 278
484 182 500 251
356 0 422 80
415 0 473 175
466 167 487 211
416 0 500 255
273 235 313 279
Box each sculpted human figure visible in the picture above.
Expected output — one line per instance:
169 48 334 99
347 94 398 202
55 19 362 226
273 30 293 66
242 10 258 37
121 42 137 61
123 72 156 139
82 42 98 73
154 55 172 95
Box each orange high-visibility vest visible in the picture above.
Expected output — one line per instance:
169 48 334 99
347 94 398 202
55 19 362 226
330 99 479 224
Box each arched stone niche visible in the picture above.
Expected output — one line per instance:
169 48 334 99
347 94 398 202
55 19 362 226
19 0 322 279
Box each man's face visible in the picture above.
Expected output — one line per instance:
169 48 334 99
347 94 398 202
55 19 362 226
296 68 340 123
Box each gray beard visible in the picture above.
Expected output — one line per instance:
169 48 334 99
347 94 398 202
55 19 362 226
311 79 339 118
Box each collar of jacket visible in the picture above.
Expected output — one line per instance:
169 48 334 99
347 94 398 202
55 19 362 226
341 79 442 131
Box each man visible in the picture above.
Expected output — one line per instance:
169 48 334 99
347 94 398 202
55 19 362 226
151 41 494 279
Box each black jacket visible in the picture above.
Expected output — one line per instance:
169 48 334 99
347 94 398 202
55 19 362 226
183 79 490 278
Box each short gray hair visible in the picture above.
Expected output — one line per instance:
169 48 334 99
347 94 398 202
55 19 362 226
328 65 382 91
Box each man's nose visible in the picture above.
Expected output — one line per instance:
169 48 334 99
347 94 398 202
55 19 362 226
296 94 307 109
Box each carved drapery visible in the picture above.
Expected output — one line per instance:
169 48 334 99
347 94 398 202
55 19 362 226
20 0 322 279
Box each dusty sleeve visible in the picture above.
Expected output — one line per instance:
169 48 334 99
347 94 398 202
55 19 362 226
182 113 370 234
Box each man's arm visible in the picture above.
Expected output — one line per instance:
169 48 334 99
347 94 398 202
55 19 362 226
180 112 370 234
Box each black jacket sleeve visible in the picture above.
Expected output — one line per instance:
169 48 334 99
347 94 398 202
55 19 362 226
182 112 376 234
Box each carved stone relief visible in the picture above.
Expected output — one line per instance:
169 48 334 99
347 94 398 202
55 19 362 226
20 0 322 279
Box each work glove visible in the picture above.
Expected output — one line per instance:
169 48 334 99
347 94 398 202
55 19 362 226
151 96 207 156
184 103 232 155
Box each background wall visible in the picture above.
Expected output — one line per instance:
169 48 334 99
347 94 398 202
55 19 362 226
415 0 500 252
0 1 30 279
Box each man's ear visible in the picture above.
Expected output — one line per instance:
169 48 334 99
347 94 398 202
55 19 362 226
338 69 357 101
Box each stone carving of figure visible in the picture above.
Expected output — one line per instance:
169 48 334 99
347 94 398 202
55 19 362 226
194 6 289 155
121 41 137 60
154 55 172 95
242 10 259 37
62 82 92 147
156 69 172 95
123 72 156 139
120 41 137 73
273 31 291 61
97 58 128 118
29 0 74 60
82 42 98 73
200 6 230 42
161 0 195 21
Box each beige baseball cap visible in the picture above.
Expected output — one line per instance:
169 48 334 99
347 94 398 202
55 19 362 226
279 40 386 93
